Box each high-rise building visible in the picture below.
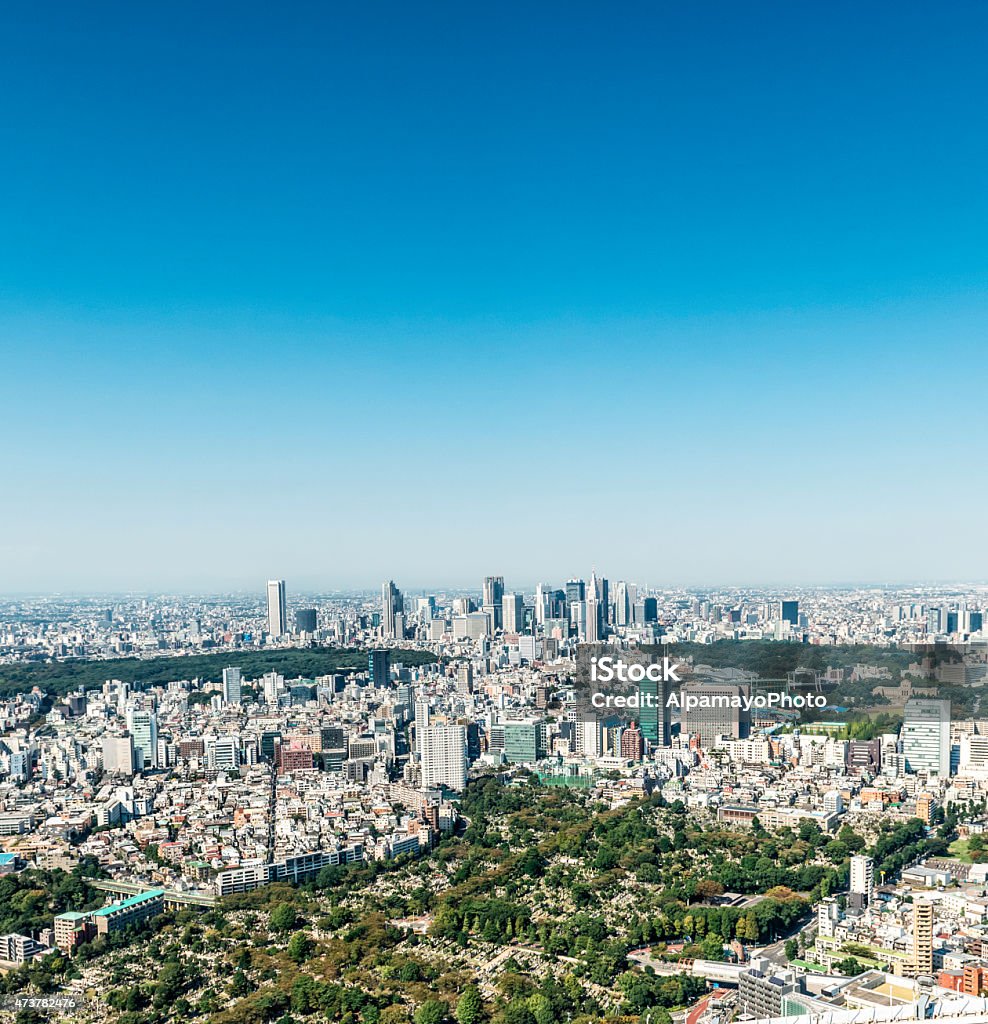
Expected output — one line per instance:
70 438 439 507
565 579 586 610
534 583 552 625
483 577 505 629
585 569 602 643
295 608 317 633
638 677 671 747
620 722 644 760
262 672 284 705
419 724 468 791
368 650 391 687
502 593 524 634
849 854 874 908
679 682 751 747
126 708 158 770
222 667 242 705
502 721 546 763
902 698 952 777
615 581 637 627
102 734 134 776
455 662 473 694
779 600 799 625
381 580 403 638
912 899 933 976
266 580 287 636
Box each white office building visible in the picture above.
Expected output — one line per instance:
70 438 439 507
266 579 287 636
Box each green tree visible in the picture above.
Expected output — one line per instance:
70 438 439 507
269 903 298 933
456 986 484 1024
415 1000 449 1024
287 931 313 964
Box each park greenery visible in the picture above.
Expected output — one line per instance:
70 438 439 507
0 647 436 697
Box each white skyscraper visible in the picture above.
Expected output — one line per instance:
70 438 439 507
262 671 284 705
502 593 524 633
615 581 637 627
222 667 242 705
266 580 287 637
585 569 601 643
535 583 552 625
902 698 951 777
419 724 468 791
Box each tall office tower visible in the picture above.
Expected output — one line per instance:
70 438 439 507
679 682 751 747
534 583 552 625
615 581 637 627
267 580 287 636
381 580 403 638
638 676 671 748
101 734 134 776
262 671 284 704
849 854 875 908
569 600 586 637
641 596 658 623
779 600 799 625
502 593 524 633
455 662 474 694
585 570 602 643
295 608 317 633
419 724 468 791
483 577 505 629
912 900 933 976
902 698 952 777
565 579 586 609
368 649 391 687
126 708 158 770
222 667 242 705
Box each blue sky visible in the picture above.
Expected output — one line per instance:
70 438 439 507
2 2 987 591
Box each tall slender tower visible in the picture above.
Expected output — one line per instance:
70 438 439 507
585 569 601 643
382 580 403 638
266 580 287 636
912 899 933 975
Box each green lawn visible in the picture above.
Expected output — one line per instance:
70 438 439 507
949 838 974 864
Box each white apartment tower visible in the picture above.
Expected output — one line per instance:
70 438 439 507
850 854 874 906
419 724 468 791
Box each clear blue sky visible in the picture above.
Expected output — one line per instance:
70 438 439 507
2 2 987 591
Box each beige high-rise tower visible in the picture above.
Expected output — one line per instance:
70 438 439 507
911 899 933 976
